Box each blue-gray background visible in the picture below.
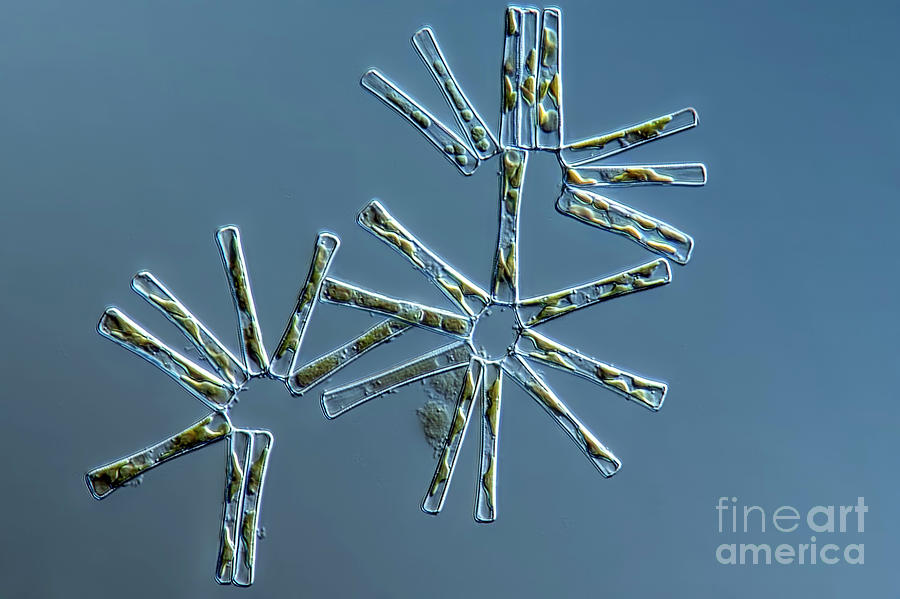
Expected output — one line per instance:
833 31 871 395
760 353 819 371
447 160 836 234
1 0 897 596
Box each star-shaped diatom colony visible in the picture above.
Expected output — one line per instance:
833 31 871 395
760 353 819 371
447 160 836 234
85 5 706 587
85 227 410 586
324 5 706 521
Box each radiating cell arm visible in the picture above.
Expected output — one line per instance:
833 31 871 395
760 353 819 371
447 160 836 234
560 107 698 166
423 358 483 514
358 200 490 316
516 329 667 411
536 8 563 149
516 8 539 149
287 319 412 396
321 342 470 419
361 69 479 176
518 258 671 326
85 412 232 499
216 430 251 585
475 362 502 523
503 355 621 477
412 27 499 159
98 308 233 409
132 271 247 388
499 7 522 148
232 430 273 587
557 186 694 264
216 226 269 375
492 149 528 303
564 163 707 188
320 277 472 339
269 232 340 379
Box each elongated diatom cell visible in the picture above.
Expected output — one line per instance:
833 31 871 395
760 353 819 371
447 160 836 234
557 187 694 264
423 358 483 514
565 163 707 188
320 277 472 338
216 226 269 375
361 69 478 175
86 412 232 499
475 362 503 522
287 319 411 396
270 232 340 379
499 7 522 148
216 430 251 585
232 431 273 587
561 107 698 166
516 329 668 411
536 8 562 149
358 200 490 316
516 8 539 149
412 27 499 159
518 259 671 326
492 149 528 302
503 355 621 477
98 308 234 409
132 271 248 388
322 343 471 419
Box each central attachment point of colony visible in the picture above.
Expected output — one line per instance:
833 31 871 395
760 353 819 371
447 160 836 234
471 305 520 361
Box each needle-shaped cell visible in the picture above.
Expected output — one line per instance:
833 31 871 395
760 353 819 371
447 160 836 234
216 430 251 585
503 355 621 477
536 8 563 149
518 259 671 326
322 342 470 419
475 362 503 522
361 69 478 176
320 277 472 339
132 271 248 388
287 319 412 396
516 8 540 149
565 163 707 188
561 107 698 166
499 7 522 148
358 200 490 316
423 358 483 514
232 430 273 587
86 412 232 499
412 27 499 160
516 329 667 411
557 186 694 264
216 226 269 375
98 308 234 409
270 232 340 379
492 149 528 303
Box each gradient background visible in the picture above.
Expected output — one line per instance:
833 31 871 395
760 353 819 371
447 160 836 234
1 0 897 596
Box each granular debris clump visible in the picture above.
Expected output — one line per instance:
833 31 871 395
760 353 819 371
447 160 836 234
416 369 467 455
424 368 466 402
416 400 453 455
